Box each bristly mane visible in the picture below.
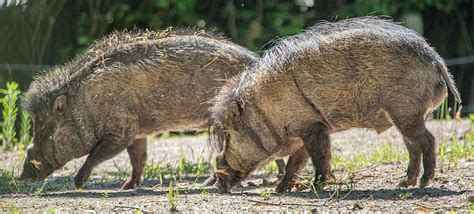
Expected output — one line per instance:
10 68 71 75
233 16 432 100
21 27 229 115
208 75 241 153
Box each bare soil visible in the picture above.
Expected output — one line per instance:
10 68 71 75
1 120 473 213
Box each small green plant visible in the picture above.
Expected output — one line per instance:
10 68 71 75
438 135 474 167
7 202 20 214
167 181 179 212
1 81 20 150
448 209 459 214
144 163 164 185
47 205 57 214
399 191 413 200
113 161 130 181
200 187 209 198
296 175 320 198
263 161 278 174
133 209 142 214
0 165 22 193
259 190 271 200
34 180 48 198
177 155 185 179
328 175 354 200
102 189 110 199
19 110 32 146
195 154 206 178
331 143 408 172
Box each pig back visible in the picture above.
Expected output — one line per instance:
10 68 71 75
84 36 256 134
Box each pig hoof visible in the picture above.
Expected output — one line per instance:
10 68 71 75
74 180 85 189
276 174 284 181
398 179 416 188
419 178 430 188
218 188 231 194
275 180 295 193
74 175 88 189
275 183 290 193
122 180 139 190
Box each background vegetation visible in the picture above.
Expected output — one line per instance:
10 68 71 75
0 0 473 108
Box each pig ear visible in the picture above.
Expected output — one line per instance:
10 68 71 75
228 100 240 118
53 95 67 114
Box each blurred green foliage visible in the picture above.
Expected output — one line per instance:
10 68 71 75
0 0 472 92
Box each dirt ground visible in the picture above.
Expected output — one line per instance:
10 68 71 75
1 120 473 213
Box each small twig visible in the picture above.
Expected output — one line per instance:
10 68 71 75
414 203 433 210
351 164 379 174
247 199 325 207
114 205 141 210
247 199 282 206
113 205 150 212
199 54 219 71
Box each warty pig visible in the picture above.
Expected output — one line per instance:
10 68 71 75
19 28 286 189
209 17 461 193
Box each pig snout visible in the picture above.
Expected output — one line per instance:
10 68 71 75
19 157 37 181
19 154 55 182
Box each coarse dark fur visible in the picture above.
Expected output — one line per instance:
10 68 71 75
19 28 262 189
209 17 461 193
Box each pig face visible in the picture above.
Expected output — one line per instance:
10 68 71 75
211 100 260 192
20 95 82 181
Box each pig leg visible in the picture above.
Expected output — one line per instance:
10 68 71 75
75 124 137 189
275 147 309 193
301 123 334 188
275 159 286 180
122 137 147 190
390 113 435 188
398 137 421 187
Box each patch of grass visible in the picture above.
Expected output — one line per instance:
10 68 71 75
47 205 56 214
262 161 278 175
19 110 32 146
112 161 130 182
328 174 354 200
145 158 212 186
448 209 459 214
295 175 320 198
144 163 164 185
34 180 48 198
0 164 28 194
368 142 407 164
195 153 206 178
177 155 186 180
102 189 110 199
331 143 408 172
1 81 20 150
439 135 474 167
7 202 20 214
167 181 179 212
200 187 209 198
259 189 271 200
399 191 413 200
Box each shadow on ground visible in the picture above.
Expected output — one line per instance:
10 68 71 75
40 183 464 201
